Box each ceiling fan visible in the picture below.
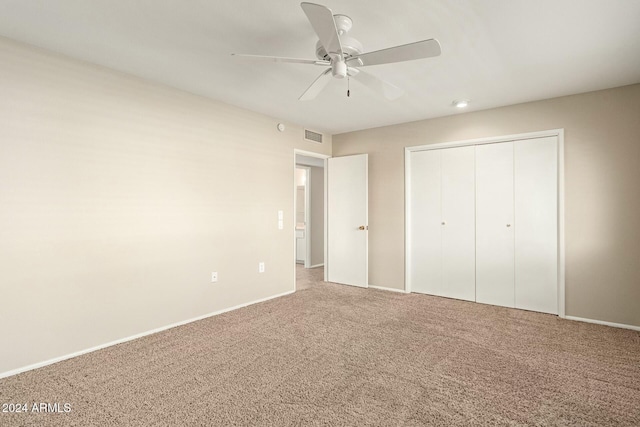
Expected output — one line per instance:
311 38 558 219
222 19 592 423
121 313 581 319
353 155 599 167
232 2 441 101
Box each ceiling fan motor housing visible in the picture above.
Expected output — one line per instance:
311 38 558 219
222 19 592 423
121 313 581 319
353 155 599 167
315 14 363 61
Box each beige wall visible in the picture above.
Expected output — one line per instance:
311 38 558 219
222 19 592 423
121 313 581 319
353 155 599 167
0 37 331 375
333 84 640 327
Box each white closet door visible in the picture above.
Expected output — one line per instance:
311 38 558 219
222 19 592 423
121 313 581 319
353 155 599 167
409 150 442 295
476 142 515 307
514 137 558 314
441 146 476 302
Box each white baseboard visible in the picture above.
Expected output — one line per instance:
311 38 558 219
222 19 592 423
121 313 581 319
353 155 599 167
369 285 408 294
308 263 324 269
0 290 295 380
565 315 640 331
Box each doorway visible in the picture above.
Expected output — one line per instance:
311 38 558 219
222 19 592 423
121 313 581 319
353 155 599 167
293 150 370 291
294 151 327 291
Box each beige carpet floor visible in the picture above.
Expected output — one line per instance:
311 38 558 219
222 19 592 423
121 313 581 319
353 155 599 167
296 263 324 291
1 271 639 426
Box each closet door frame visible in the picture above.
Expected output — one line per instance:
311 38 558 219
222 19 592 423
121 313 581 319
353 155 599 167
405 129 566 318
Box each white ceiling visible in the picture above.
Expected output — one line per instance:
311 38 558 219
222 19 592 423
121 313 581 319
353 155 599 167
1 1 639 134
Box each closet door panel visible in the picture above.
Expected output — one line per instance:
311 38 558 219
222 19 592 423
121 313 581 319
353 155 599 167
441 146 476 302
514 137 558 314
476 142 515 307
410 150 442 295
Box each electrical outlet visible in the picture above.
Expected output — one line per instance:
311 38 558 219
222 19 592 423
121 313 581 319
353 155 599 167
211 272 218 283
258 262 265 273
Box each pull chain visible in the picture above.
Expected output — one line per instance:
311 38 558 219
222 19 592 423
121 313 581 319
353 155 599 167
347 75 350 97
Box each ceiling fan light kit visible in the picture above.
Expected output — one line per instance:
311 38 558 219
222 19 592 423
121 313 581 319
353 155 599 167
232 2 441 101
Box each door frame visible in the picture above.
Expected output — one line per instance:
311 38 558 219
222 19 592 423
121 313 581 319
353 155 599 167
294 149 330 289
404 129 566 318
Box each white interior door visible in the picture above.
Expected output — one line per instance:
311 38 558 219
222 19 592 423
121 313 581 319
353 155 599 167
441 146 476 302
327 154 368 287
409 150 442 295
476 142 515 307
515 137 558 314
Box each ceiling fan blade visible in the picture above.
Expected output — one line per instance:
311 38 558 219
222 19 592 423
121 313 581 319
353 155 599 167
299 68 333 101
301 2 343 59
348 39 441 67
352 69 404 100
231 53 329 66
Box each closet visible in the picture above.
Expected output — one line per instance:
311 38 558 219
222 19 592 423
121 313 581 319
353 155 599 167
408 135 559 315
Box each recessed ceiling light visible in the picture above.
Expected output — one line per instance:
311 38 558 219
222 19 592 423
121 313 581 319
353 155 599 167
452 99 469 108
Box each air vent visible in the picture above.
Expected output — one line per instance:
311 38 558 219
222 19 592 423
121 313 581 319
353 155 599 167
304 129 323 144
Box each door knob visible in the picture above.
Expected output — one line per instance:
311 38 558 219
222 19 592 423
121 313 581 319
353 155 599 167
506 224 511 227
358 225 368 230
441 221 446 226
